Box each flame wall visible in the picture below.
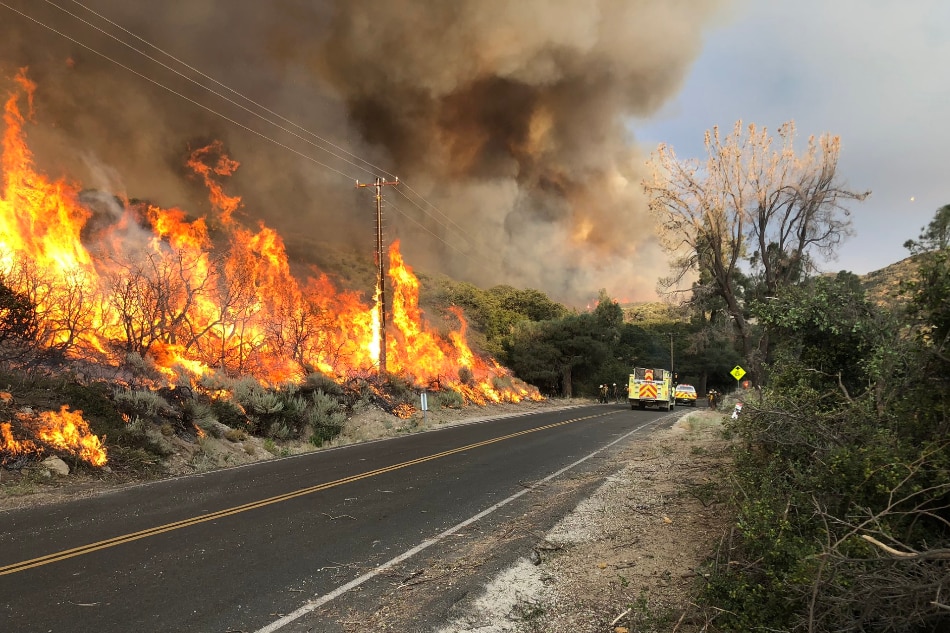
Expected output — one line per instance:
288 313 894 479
0 70 537 406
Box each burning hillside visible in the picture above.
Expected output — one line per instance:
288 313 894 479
0 70 539 467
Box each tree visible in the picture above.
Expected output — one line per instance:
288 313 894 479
904 204 950 353
0 274 36 344
645 121 868 382
506 311 612 397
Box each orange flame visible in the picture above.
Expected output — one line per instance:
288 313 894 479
0 70 541 459
2 406 107 467
1 421 39 463
32 406 107 467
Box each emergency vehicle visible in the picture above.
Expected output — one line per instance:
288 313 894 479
673 384 698 407
628 367 674 411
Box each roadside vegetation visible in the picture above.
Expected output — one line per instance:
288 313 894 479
644 117 949 632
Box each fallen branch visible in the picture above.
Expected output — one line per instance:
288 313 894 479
860 534 950 560
610 607 631 627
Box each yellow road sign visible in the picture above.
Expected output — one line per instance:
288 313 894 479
730 365 746 381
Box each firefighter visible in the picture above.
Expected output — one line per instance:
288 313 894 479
599 383 609 403
612 383 619 403
707 389 718 410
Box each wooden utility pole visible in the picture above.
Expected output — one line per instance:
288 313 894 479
356 176 398 375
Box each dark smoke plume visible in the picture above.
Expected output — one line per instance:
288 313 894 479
0 0 727 303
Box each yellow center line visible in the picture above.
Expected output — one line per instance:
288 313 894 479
1 411 613 575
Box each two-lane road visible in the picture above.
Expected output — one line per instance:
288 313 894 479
0 403 676 632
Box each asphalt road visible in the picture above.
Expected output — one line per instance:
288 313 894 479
0 402 676 633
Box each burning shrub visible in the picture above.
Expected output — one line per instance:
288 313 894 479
457 366 474 386
381 373 417 408
123 352 164 387
59 381 167 461
186 401 222 438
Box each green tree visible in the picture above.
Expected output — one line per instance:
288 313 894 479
506 308 615 397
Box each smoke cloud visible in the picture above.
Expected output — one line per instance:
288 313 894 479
0 0 727 304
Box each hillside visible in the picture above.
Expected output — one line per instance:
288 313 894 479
859 255 920 308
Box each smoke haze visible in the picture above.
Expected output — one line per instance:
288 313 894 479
0 0 727 304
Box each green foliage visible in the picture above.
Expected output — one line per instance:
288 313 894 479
299 372 343 397
704 207 950 632
427 277 567 358
113 387 177 420
504 290 629 396
752 272 883 392
431 388 463 409
307 389 345 446
209 398 247 429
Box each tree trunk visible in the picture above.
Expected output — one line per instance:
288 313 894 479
561 363 573 398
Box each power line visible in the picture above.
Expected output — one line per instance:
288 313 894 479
0 1 361 182
384 198 473 262
61 0 478 250
46 0 379 182
392 186 476 251
2 1 489 262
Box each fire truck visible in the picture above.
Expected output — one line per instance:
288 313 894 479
628 367 674 411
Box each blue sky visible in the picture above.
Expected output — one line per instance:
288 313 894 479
634 0 949 275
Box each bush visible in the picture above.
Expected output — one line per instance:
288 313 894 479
300 372 343 397
185 401 221 438
209 398 247 429
113 387 177 420
307 389 346 447
432 388 463 409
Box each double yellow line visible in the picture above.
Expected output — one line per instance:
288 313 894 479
1 411 608 575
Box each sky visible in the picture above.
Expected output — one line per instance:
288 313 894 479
0 0 945 306
634 0 950 275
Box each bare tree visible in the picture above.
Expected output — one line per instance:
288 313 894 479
5 257 98 358
645 121 868 379
106 247 214 359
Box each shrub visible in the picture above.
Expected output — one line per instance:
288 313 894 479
209 398 247 429
224 428 247 442
300 372 343 397
113 387 176 420
185 401 221 438
432 388 463 409
307 389 346 447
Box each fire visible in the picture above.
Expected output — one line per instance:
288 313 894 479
1 406 107 467
1 421 38 463
32 406 108 467
0 70 541 465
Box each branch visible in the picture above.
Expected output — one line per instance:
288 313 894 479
861 535 950 560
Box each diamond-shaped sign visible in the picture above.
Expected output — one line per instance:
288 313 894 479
730 365 746 381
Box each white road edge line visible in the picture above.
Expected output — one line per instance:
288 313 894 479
254 415 667 633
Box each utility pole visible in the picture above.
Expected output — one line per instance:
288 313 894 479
669 332 675 383
356 176 398 375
